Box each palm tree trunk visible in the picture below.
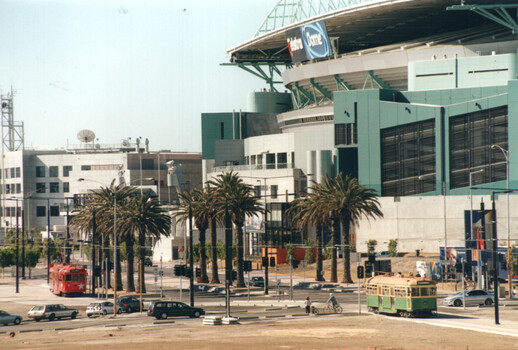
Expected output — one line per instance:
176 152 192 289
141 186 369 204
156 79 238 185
236 225 245 287
331 217 338 283
210 218 220 284
137 231 146 293
341 216 353 283
125 235 135 292
198 227 209 283
116 252 123 291
316 224 324 282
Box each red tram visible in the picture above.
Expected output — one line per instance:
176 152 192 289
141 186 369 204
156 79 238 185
49 263 87 296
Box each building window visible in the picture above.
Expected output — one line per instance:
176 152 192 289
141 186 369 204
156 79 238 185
10 184 15 194
81 165 91 171
63 166 72 177
5 184 9 194
49 182 59 193
381 119 436 196
15 167 20 178
36 206 46 217
63 182 70 193
36 183 46 193
449 106 507 189
266 154 276 169
49 166 58 177
36 166 45 178
50 206 60 217
277 153 287 169
254 185 261 198
271 185 278 199
16 183 21 194
10 168 15 178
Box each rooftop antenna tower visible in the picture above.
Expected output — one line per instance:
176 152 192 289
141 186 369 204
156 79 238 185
1 89 24 152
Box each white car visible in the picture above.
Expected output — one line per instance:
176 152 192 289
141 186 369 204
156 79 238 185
28 304 78 321
86 301 120 317
443 289 494 307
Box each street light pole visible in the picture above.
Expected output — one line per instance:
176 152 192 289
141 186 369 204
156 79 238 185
113 192 118 316
492 144 514 298
15 199 19 293
47 199 50 284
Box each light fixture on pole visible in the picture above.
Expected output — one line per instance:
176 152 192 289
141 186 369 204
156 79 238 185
469 169 484 289
491 143 515 298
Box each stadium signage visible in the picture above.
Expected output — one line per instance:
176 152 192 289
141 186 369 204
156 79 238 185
286 21 332 63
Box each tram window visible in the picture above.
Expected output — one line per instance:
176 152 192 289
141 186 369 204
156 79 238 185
381 286 391 296
72 274 78 281
367 285 377 295
421 288 430 296
394 287 406 297
411 288 419 296
80 274 85 281
429 288 436 296
65 275 71 281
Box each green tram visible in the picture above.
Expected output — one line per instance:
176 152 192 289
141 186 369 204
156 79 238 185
366 275 437 317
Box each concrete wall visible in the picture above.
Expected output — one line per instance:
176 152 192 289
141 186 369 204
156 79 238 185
355 194 518 254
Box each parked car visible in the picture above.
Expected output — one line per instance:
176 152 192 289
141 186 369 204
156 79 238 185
27 304 78 321
443 289 494 307
147 301 205 320
0 310 22 326
375 251 390 258
86 301 120 317
116 296 143 313
248 276 265 287
144 257 153 267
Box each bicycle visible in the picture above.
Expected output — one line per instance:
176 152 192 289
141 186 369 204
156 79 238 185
324 302 343 314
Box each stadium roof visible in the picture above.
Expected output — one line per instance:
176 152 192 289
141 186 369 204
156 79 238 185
227 0 517 63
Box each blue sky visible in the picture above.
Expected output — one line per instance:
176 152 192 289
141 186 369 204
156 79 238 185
0 0 279 152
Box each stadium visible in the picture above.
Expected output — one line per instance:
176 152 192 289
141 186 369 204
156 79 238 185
201 0 518 266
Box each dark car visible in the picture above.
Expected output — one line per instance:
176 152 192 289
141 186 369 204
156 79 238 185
0 310 22 325
147 301 205 320
248 276 265 287
116 296 143 313
144 257 153 267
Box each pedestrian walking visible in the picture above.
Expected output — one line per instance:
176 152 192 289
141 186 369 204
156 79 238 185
305 296 311 314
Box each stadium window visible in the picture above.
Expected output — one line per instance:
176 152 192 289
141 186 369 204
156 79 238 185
449 106 507 189
49 166 58 177
36 166 45 178
381 119 436 196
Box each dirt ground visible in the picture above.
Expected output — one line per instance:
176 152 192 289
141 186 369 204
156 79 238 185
1 314 517 350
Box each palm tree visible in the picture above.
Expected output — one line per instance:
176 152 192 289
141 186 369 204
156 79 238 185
121 193 171 293
71 182 136 291
319 173 383 283
172 189 211 283
205 186 221 284
288 195 325 281
207 172 262 287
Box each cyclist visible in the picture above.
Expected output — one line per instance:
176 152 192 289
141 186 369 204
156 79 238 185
326 293 339 312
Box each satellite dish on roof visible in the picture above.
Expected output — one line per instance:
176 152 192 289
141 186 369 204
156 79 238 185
77 129 96 143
